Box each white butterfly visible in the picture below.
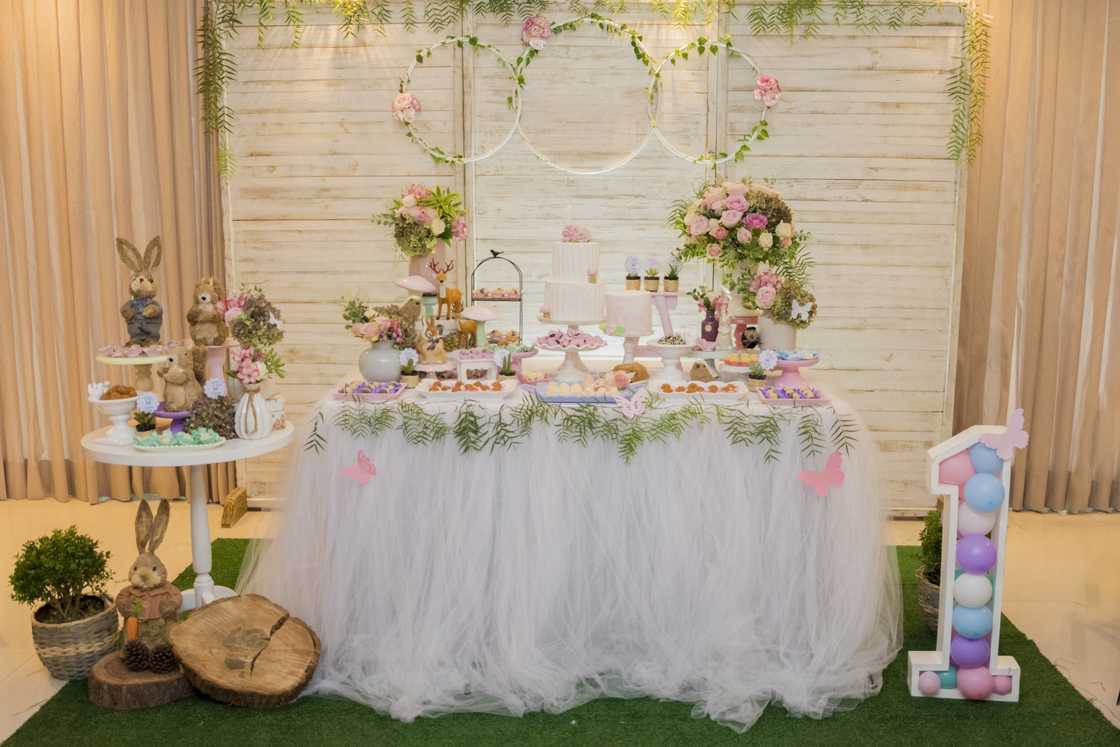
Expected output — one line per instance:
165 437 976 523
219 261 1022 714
614 393 647 419
791 300 813 322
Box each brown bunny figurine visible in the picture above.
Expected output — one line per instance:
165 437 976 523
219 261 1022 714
117 237 164 346
115 499 182 673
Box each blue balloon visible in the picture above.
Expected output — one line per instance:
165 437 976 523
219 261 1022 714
952 604 994 638
938 665 958 689
969 442 1004 475
964 472 1005 513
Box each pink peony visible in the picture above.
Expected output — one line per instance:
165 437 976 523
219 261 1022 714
744 212 768 230
736 227 751 244
753 75 782 107
750 270 781 292
756 285 777 309
521 15 552 50
391 92 422 123
561 224 592 242
724 194 748 212
720 210 743 228
701 186 726 206
451 216 468 240
687 214 710 237
709 224 729 241
706 243 722 259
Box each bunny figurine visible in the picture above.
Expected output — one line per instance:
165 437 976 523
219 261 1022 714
116 236 164 346
115 499 183 673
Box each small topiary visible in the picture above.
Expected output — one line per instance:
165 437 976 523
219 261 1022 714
9 527 113 624
919 509 943 585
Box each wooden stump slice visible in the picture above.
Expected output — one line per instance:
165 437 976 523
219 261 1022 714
87 652 195 710
168 594 320 708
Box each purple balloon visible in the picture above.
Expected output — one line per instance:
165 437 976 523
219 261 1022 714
950 634 991 668
957 534 997 573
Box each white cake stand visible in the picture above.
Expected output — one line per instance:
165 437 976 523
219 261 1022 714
538 319 605 384
96 354 172 392
644 341 692 385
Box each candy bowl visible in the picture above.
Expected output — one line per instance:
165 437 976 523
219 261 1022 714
757 384 827 406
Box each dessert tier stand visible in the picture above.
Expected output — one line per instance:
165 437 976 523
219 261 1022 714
81 423 294 611
96 354 172 392
539 320 605 384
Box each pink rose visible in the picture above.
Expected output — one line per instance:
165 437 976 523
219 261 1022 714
405 184 431 200
561 224 592 242
687 214 710 237
451 216 468 240
749 270 781 292
706 244 722 259
726 182 749 196
736 227 751 243
753 75 782 107
711 199 726 213
744 212 768 230
724 194 748 212
709 225 729 240
391 92 421 123
701 186 726 206
521 15 551 50
756 285 777 309
720 210 743 228
416 206 436 225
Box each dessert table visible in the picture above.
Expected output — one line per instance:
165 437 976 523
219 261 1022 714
238 390 901 732
82 424 294 610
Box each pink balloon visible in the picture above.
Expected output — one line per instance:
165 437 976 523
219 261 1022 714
957 667 994 700
939 449 976 487
918 671 940 696
992 675 1013 695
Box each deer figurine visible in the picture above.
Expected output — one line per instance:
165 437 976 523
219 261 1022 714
453 300 476 349
428 257 461 320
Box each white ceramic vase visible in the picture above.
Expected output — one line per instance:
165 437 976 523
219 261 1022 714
234 382 273 440
758 316 797 350
359 339 401 383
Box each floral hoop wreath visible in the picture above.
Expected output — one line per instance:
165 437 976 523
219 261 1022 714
512 15 659 176
647 36 775 166
397 35 522 165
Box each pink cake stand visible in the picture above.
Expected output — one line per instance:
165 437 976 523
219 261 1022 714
773 356 820 388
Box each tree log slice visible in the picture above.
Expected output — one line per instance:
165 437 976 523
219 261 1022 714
87 652 194 710
168 594 320 708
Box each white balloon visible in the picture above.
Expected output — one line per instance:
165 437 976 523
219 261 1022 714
958 502 997 535
954 572 993 608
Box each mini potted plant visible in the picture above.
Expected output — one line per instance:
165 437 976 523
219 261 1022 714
643 260 660 292
133 391 160 433
916 508 943 633
9 527 117 680
663 261 681 293
400 347 420 387
624 256 642 291
746 363 768 391
496 349 517 380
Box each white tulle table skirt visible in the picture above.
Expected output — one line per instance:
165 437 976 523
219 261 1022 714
240 395 901 732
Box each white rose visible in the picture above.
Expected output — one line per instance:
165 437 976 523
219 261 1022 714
758 231 773 248
401 194 417 208
776 221 793 239
430 218 445 235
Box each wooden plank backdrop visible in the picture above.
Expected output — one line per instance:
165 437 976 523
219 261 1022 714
223 3 966 511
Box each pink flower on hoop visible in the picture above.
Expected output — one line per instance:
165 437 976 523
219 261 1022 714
521 15 552 51
754 75 782 107
391 92 422 124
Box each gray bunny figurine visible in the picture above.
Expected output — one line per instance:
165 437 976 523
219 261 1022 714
117 236 164 346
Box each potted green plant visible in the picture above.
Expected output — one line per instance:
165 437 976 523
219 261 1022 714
624 256 642 291
134 391 160 433
917 508 943 633
643 261 660 292
746 363 768 391
496 349 517 381
400 347 420 387
9 527 118 680
663 262 680 293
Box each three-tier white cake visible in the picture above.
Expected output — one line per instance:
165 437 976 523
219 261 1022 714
542 229 604 322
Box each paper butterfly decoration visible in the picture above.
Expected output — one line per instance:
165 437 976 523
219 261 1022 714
980 407 1029 460
798 451 844 497
791 300 814 322
614 393 647 420
341 450 376 485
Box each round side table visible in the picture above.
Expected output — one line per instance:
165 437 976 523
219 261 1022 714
81 424 293 611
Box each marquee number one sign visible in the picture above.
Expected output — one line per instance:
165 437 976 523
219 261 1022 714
907 410 1029 701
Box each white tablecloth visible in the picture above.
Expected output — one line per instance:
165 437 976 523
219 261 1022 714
240 391 901 732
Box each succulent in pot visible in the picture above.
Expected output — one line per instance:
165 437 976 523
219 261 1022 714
643 261 660 292
663 261 681 293
624 255 642 290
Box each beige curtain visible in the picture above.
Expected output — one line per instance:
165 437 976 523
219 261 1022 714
0 0 230 502
956 0 1119 512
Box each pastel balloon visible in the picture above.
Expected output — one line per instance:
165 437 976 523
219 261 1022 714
964 473 1005 513
953 605 994 638
992 675 1013 695
969 442 1004 475
957 666 994 700
958 502 997 536
938 449 975 486
954 573 993 607
918 671 940 695
957 534 997 573
950 634 991 668
938 666 958 689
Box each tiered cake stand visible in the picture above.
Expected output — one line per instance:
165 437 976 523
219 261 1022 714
539 320 606 384
96 353 172 392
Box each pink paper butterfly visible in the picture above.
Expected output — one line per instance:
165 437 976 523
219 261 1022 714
341 450 376 485
798 451 844 497
614 393 647 419
980 408 1029 460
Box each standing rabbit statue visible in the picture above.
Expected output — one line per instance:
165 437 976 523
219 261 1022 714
115 499 182 673
117 237 164 346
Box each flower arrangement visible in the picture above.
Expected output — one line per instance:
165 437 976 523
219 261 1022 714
391 92 421 123
230 345 262 385
351 318 404 346
220 286 285 381
688 286 726 317
373 184 467 258
521 15 551 50
670 179 816 325
561 224 592 242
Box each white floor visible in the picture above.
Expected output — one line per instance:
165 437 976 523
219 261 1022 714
0 500 1116 740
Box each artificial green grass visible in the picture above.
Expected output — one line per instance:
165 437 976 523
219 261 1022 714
6 540 1115 746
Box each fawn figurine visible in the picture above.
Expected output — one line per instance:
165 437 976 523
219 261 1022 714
116 237 164 346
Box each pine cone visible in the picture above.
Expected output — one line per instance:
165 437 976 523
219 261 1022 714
123 640 149 672
148 644 178 674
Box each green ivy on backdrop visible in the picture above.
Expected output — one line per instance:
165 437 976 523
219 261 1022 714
198 0 990 170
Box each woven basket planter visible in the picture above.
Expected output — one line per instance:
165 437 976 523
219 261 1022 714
30 595 119 680
915 567 941 634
